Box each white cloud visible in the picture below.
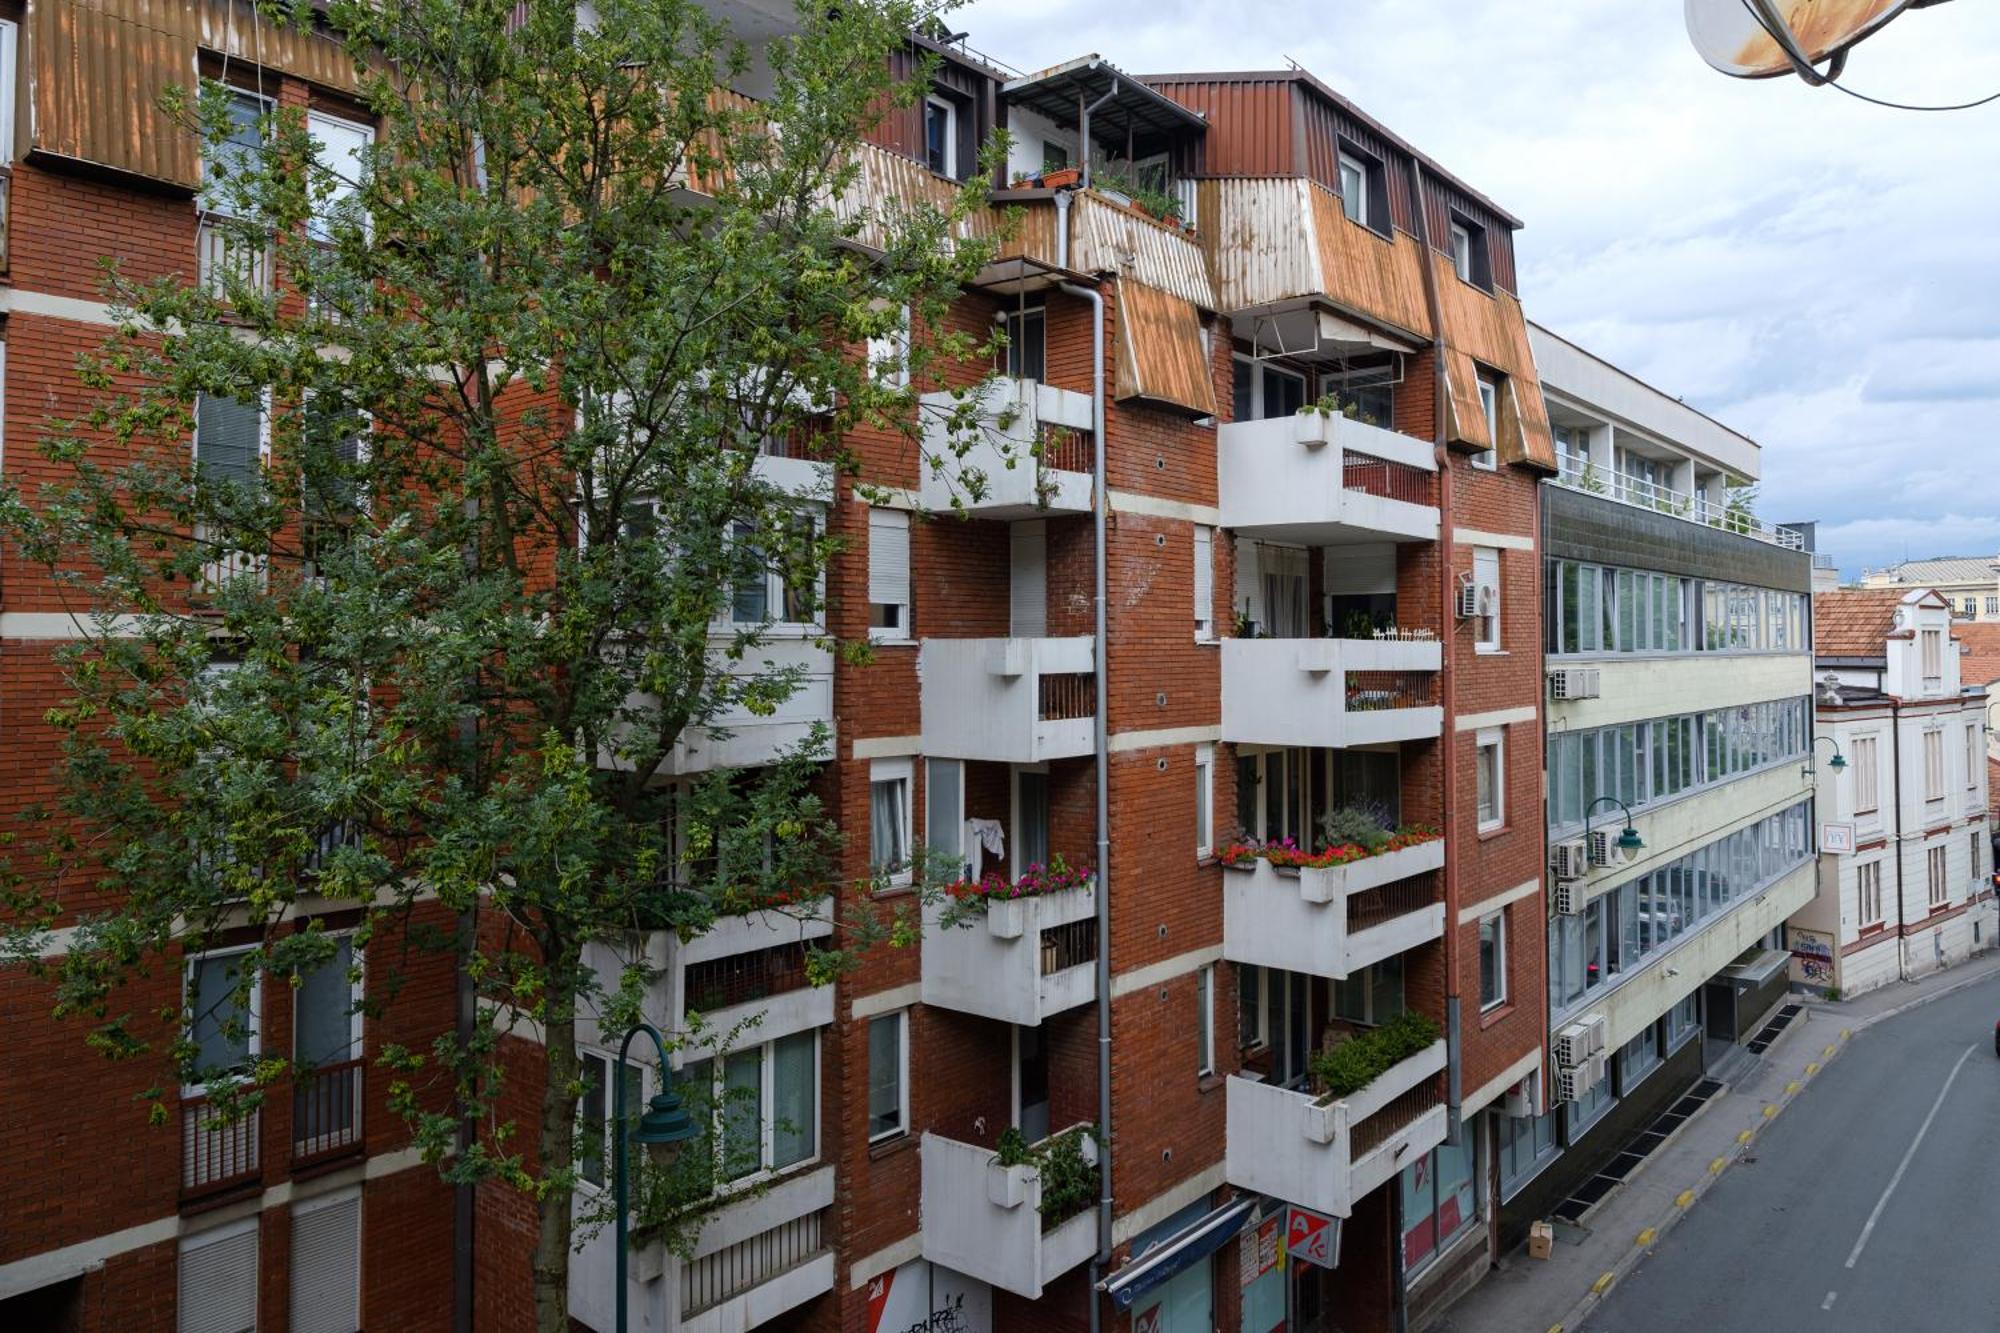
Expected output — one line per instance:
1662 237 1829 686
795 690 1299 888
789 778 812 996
957 0 2000 574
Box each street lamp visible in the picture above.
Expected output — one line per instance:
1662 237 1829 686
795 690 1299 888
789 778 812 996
1582 795 1644 863
1804 735 1848 779
613 1021 699 1333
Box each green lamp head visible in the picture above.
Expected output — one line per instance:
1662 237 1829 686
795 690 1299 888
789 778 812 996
1616 825 1644 856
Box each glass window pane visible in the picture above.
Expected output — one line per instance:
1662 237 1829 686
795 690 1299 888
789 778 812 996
190 954 253 1076
722 1050 763 1180
294 938 355 1066
868 1016 903 1139
772 1032 816 1167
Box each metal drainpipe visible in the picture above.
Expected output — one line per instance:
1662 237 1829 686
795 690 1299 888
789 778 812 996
1408 157 1463 1148
1890 695 1910 981
1060 276 1114 1333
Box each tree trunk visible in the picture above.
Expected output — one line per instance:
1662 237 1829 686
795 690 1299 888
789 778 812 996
534 1010 581 1333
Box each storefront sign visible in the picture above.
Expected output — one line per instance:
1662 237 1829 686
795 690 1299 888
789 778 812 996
1286 1205 1337 1270
1819 821 1855 854
866 1259 990 1333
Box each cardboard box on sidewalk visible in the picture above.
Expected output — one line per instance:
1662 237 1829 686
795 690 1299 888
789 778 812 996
1528 1220 1555 1260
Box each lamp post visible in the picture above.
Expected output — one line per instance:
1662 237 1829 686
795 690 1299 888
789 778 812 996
613 1021 699 1333
1582 795 1644 863
1804 735 1848 779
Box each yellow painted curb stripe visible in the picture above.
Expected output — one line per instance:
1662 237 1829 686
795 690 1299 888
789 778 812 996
1763 1104 1779 1118
1636 1228 1656 1246
1806 1062 1820 1075
1675 1188 1695 1207
1840 1028 1850 1039
1592 1273 1615 1296
1710 1156 1727 1173
1824 1044 1837 1057
1785 1080 1800 1094
1737 1129 1754 1144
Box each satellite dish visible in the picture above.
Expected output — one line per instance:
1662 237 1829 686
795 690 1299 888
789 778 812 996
1686 0 1950 82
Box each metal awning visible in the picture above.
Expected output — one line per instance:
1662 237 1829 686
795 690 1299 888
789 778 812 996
1722 949 1791 986
1236 298 1424 363
1098 1196 1256 1310
1003 55 1208 138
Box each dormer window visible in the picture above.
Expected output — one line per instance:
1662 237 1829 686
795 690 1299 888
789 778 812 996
1336 142 1390 236
1449 213 1493 291
924 95 957 178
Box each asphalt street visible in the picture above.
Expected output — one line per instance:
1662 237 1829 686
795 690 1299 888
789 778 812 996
1582 972 2000 1333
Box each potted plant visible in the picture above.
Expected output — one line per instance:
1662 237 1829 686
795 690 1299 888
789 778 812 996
1041 166 1080 190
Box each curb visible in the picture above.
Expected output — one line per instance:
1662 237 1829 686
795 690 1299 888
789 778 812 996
1544 1015 1846 1333
1544 958 2000 1332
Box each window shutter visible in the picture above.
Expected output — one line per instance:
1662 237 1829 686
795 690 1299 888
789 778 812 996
1193 525 1214 634
868 510 909 609
1009 520 1047 638
291 1188 362 1333
179 1218 258 1333
196 394 265 488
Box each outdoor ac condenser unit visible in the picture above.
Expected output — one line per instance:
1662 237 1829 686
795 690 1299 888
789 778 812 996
1550 877 1588 916
1550 838 1590 882
1548 667 1601 700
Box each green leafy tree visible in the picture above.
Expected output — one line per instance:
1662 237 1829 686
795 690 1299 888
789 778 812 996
0 1 1003 1327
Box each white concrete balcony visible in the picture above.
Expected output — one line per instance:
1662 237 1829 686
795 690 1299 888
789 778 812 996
1221 839 1445 980
919 1126 1099 1299
919 635 1095 763
571 1165 836 1333
604 634 834 777
1224 1040 1448 1218
1221 637 1441 749
919 376 1095 519
922 881 1097 1025
1218 413 1438 546
580 900 835 1063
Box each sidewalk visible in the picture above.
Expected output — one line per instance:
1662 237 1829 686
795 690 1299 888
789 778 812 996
1430 951 2000 1333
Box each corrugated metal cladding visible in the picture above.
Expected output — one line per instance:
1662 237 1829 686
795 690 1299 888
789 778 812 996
27 0 356 188
867 45 996 186
1543 484 1812 594
1068 191 1215 311
1422 172 1517 295
1298 99 1415 235
1113 276 1217 419
1144 78 1293 178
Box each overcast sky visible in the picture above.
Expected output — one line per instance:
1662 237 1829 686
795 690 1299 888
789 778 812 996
958 0 2000 577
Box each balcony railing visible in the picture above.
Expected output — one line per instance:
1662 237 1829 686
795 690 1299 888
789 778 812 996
917 377 1095 518
1554 457 1804 550
181 1095 260 1200
292 1060 364 1167
1342 451 1432 507
680 1208 827 1319
1222 839 1445 979
197 215 272 296
919 636 1095 764
682 941 811 1015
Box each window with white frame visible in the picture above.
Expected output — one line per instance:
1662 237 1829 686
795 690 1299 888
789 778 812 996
293 936 363 1150
1617 1028 1661 1091
1478 910 1506 1010
1231 355 1306 422
868 1011 908 1142
681 1029 819 1184
179 1216 258 1333
1853 734 1880 814
867 303 911 388
867 508 911 640
925 757 966 880
1336 142 1388 234
1922 628 1943 682
195 392 269 493
1338 151 1367 224
1857 859 1884 927
1450 213 1492 291
186 948 260 1089
576 1050 640 1189
728 515 819 627
1472 376 1499 469
1968 723 1982 791
923 96 957 178
306 109 373 244
1193 524 1215 640
1194 743 1215 859
869 758 913 885
199 86 270 220
1924 729 1945 801
1972 831 1985 886
1196 964 1216 1076
290 1187 361 1333
1927 844 1948 908
1473 547 1501 650
1987 596 1999 617
1449 220 1473 282
1476 729 1504 831
1236 963 1268 1051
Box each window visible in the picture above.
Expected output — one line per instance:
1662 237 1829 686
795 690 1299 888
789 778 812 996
1969 724 1983 791
1928 844 1949 909
1013 768 1049 876
1333 956 1407 1025
195 392 268 492
1196 965 1216 1076
1194 743 1215 858
1565 1075 1616 1137
179 1216 258 1333
1477 911 1506 1010
1193 524 1215 640
867 508 911 640
869 759 912 885
1663 993 1700 1051
1041 140 1070 172
1232 355 1306 421
1545 561 1802 658
1617 1028 1661 1091
727 516 818 627
1924 730 1945 801
1857 859 1884 927
1002 305 1046 382
1973 832 1986 886
1853 734 1880 814
1400 1138 1478 1275
1964 597 1977 617
867 303 910 388
1496 1107 1557 1199
1922 629 1943 682
1987 597 1999 617
1448 213 1492 291
186 949 260 1089
1470 374 1499 469
868 1012 908 1141
577 1051 640 1189
294 937 362 1152
1335 143 1387 233
1237 964 1268 1051
1475 729 1504 831
924 96 957 178
291 1188 361 1333
682 1030 819 1184
199 87 270 220
1545 697 1812 831
926 758 966 880
1449 221 1473 281
1338 152 1366 224
0 23 15 168
1473 547 1501 649
306 110 372 244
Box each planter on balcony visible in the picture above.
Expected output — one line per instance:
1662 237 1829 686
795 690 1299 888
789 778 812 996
1221 840 1444 980
921 1126 1099 1300
923 880 1096 1025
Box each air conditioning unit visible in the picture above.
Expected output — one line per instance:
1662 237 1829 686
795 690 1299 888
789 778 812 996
1556 1054 1606 1104
1582 1012 1609 1054
1550 838 1590 882
1553 1023 1594 1069
1588 828 1616 867
1548 668 1601 701
1550 877 1588 916
1455 579 1494 620
1501 1071 1540 1119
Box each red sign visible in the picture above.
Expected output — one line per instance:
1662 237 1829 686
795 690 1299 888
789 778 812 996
1133 1303 1163 1333
1286 1205 1336 1269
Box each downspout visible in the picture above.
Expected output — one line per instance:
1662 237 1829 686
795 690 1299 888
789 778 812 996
1891 695 1911 981
1408 157 1462 1151
1061 277 1114 1333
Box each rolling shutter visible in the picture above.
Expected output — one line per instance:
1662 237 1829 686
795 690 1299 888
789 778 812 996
1009 520 1047 638
195 394 265 488
290 1188 362 1333
178 1217 258 1333
867 509 909 609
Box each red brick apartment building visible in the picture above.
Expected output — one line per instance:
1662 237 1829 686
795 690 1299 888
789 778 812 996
0 5 1553 1332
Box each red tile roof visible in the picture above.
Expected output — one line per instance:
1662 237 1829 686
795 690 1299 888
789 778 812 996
1958 622 2000 687
1814 588 1907 658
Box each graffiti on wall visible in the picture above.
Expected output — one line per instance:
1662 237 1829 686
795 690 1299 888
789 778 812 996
1789 926 1836 987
